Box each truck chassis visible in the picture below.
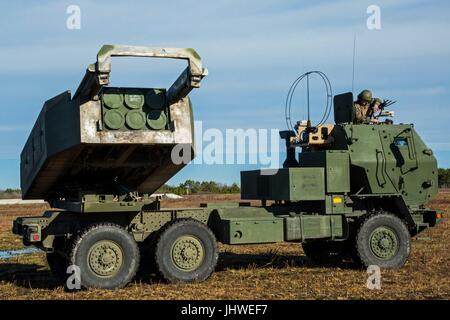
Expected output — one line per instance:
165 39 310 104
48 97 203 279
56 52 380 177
12 192 440 289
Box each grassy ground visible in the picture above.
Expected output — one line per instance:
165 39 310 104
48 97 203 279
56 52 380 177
0 193 448 300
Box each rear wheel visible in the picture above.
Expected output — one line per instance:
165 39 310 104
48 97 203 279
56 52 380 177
355 213 410 268
68 223 140 289
155 219 218 283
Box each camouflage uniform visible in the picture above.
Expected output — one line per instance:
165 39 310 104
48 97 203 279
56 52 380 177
353 90 373 124
354 103 373 123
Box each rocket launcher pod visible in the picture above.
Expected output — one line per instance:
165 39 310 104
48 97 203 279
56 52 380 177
20 45 207 202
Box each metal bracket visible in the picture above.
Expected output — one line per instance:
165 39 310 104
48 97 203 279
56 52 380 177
74 44 208 103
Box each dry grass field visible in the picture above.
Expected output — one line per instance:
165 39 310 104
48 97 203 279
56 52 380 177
0 193 448 300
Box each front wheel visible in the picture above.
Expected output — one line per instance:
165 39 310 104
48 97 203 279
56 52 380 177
355 213 411 268
155 219 218 283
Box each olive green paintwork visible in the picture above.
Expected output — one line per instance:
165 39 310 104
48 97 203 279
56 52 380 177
298 151 350 193
12 46 439 263
51 193 157 214
213 207 344 244
88 240 124 277
337 123 438 207
369 227 399 260
13 203 346 249
241 94 438 223
171 235 205 271
241 168 325 201
14 107 438 252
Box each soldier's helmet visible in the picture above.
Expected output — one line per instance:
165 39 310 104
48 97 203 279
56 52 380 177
357 90 372 103
372 97 382 105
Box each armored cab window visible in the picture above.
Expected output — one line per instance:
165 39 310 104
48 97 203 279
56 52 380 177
394 137 408 147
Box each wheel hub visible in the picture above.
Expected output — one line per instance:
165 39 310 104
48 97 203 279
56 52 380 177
369 227 399 260
88 240 124 277
171 235 205 271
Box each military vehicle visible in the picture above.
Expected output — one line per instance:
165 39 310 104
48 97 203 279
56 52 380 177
12 46 442 290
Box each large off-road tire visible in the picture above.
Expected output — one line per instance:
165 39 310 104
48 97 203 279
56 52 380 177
46 252 68 280
355 213 410 268
68 223 140 289
155 219 218 283
302 241 346 265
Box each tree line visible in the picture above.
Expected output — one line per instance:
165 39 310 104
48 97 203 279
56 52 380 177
0 182 240 198
0 188 21 199
438 168 450 188
157 180 240 195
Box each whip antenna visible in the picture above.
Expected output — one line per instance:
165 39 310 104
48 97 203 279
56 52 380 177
352 34 356 94
306 72 310 124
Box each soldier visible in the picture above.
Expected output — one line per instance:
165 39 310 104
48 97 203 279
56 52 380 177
371 97 382 115
353 90 379 124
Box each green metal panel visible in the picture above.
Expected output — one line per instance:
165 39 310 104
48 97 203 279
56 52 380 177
301 215 344 239
324 195 347 214
212 207 284 244
343 124 399 194
214 206 344 244
224 219 284 244
284 215 344 241
298 151 350 193
289 168 325 200
214 207 281 221
284 216 303 240
340 123 438 207
240 168 325 201
325 151 350 193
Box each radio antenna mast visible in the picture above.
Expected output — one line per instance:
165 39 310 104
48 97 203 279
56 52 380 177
352 34 356 94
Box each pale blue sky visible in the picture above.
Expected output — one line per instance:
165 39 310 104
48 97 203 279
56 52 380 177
0 0 449 188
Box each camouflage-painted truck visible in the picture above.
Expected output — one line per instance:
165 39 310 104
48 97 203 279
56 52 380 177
12 45 442 289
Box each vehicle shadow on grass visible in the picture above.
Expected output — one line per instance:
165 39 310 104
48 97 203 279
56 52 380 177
0 262 62 290
215 251 358 271
0 252 359 290
136 251 358 285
